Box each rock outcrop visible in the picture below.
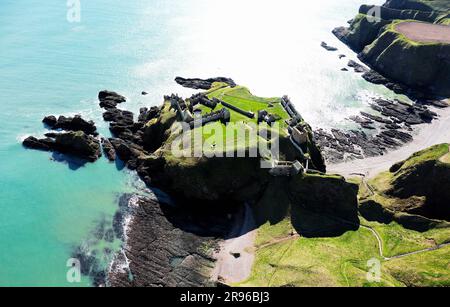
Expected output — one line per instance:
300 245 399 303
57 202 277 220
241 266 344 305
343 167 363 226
108 195 234 287
23 131 101 162
320 41 338 51
175 77 236 90
101 138 116 161
369 144 450 221
358 23 450 97
98 90 126 109
43 115 98 136
333 1 450 98
314 96 440 163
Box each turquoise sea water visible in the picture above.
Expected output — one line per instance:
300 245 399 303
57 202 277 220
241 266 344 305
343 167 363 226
0 0 393 286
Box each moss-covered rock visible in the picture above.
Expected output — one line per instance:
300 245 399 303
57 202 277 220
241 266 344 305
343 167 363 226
361 4 440 22
384 0 450 13
333 14 391 52
359 21 450 97
334 1 450 98
369 144 450 221
142 101 177 152
289 173 359 224
23 131 101 162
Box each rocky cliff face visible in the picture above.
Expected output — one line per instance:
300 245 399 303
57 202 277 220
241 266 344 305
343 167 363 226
359 22 450 97
22 80 360 286
386 144 450 220
368 144 450 222
333 1 450 98
23 130 101 162
108 195 233 287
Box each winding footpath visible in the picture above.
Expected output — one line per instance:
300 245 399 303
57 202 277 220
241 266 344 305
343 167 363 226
355 175 450 261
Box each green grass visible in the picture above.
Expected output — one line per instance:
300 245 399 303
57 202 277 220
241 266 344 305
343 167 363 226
400 143 449 169
383 246 450 287
169 84 294 157
202 84 289 128
369 143 449 193
363 218 450 258
417 0 450 12
239 222 399 287
239 215 450 287
439 18 450 25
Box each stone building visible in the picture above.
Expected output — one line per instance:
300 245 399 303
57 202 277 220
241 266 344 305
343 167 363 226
269 160 304 177
213 98 255 119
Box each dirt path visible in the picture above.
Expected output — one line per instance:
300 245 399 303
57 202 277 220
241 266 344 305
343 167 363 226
396 22 450 44
211 204 257 284
328 105 450 178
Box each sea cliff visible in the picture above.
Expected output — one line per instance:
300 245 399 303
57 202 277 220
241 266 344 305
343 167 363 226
333 0 450 98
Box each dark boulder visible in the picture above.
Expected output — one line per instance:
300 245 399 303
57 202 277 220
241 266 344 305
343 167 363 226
320 41 338 51
101 138 116 161
43 115 57 127
23 136 55 151
102 109 134 124
175 77 236 90
23 131 101 162
98 90 126 109
348 60 368 73
53 132 101 162
138 106 161 123
44 115 98 136
109 138 147 170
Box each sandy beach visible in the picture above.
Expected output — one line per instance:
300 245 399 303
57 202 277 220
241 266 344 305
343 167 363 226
329 103 450 178
211 204 257 284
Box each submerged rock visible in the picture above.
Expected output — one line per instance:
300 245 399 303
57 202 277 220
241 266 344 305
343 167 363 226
320 41 338 51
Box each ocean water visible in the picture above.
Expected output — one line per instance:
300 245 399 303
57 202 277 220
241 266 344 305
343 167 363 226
0 0 394 286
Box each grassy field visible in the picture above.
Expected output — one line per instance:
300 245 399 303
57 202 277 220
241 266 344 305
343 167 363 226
364 219 450 258
383 247 450 287
170 83 293 157
239 218 399 287
239 215 450 287
201 83 290 128
369 143 449 194
240 169 450 288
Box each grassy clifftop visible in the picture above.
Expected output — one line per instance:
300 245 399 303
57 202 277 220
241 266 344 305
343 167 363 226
368 143 450 221
240 144 450 287
333 1 450 97
359 20 450 97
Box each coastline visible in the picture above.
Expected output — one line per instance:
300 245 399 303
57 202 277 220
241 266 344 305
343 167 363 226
328 103 450 178
107 193 234 287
